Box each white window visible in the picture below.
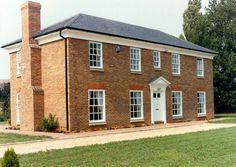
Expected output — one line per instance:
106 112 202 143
16 93 20 125
197 92 206 115
130 90 143 119
171 53 180 74
196 58 204 77
172 91 182 117
153 50 161 68
16 51 22 76
130 47 141 72
89 42 103 69
88 90 105 122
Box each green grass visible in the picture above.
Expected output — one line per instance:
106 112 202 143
16 127 236 167
0 121 6 125
0 133 50 144
209 113 236 123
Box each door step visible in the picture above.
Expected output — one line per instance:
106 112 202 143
154 121 164 124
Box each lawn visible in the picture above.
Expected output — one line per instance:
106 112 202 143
209 113 236 123
17 127 236 167
0 121 6 125
0 133 49 144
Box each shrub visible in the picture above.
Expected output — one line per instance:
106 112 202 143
1 148 19 167
38 113 59 132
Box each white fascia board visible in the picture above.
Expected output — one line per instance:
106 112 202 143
4 43 22 54
36 29 217 59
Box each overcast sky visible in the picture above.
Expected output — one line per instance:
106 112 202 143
0 0 209 79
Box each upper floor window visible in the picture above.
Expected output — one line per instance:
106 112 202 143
16 51 22 76
89 42 103 69
172 91 182 117
130 90 143 119
196 58 204 77
197 92 206 116
171 53 180 75
88 90 105 122
130 47 141 72
153 50 161 69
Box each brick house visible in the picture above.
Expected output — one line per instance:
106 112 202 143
1 1 217 132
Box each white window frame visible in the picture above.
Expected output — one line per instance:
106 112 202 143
16 93 20 125
130 47 141 72
89 41 103 69
16 51 22 76
153 50 161 69
197 91 206 116
88 90 106 123
130 90 144 120
172 91 183 117
171 53 180 75
196 58 204 77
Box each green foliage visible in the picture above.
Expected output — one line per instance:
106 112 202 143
38 114 59 132
0 83 10 121
182 0 236 112
179 33 186 40
1 148 19 167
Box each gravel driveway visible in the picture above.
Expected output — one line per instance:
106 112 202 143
0 122 235 157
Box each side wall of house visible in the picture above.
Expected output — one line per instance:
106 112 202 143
68 38 214 132
41 40 67 130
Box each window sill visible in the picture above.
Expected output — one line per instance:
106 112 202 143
172 74 181 77
198 114 206 118
154 67 161 71
131 71 142 75
90 68 104 72
197 76 205 79
89 121 106 126
130 119 145 123
172 116 183 120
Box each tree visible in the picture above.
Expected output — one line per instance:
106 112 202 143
182 0 236 112
0 82 10 120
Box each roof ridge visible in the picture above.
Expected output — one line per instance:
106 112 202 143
64 13 81 27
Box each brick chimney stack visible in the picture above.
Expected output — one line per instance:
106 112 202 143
20 1 44 131
21 1 41 44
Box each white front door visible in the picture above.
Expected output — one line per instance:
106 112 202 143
152 92 163 123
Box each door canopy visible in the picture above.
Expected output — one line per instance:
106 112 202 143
149 76 171 91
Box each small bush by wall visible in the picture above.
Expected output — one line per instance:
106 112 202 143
38 113 59 132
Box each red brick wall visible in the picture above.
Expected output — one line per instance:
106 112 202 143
68 38 214 131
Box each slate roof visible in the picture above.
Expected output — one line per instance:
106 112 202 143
2 14 217 54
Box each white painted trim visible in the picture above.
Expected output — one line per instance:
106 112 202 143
171 53 181 75
130 47 141 72
197 91 206 116
35 29 217 59
88 89 106 123
153 50 161 69
129 90 144 120
16 93 20 125
196 58 204 77
89 41 103 69
171 91 183 117
4 43 22 54
149 76 170 124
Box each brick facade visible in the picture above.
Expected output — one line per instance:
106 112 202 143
8 1 214 132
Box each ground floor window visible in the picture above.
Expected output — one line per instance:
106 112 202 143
88 90 105 122
172 91 182 117
197 92 206 115
16 93 20 125
130 90 143 119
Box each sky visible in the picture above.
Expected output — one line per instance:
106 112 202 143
0 0 209 79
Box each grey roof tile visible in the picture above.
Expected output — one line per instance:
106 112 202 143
2 13 217 54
